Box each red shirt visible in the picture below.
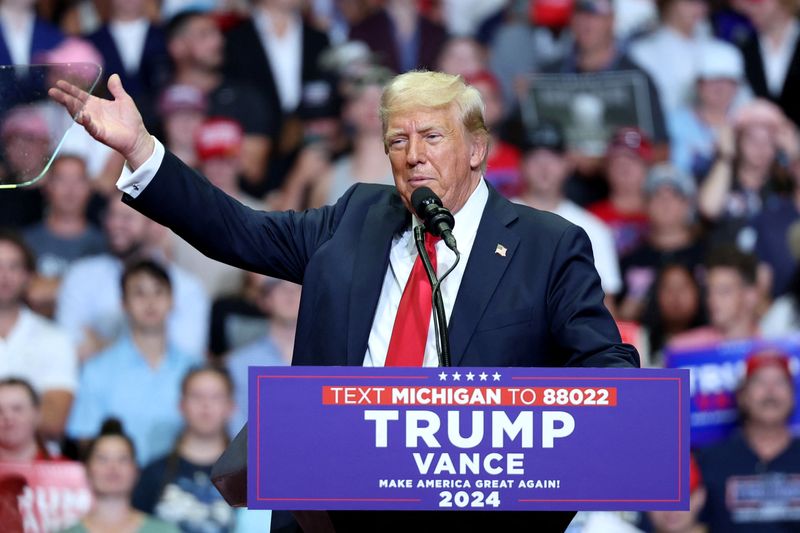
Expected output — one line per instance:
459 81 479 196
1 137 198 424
588 200 649 257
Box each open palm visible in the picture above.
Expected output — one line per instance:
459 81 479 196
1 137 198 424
49 73 153 167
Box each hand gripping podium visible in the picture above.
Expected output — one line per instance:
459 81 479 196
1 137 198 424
212 366 689 532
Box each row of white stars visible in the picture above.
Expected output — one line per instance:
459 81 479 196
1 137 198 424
438 371 501 382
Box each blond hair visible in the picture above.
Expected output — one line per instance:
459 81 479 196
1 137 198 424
380 70 490 172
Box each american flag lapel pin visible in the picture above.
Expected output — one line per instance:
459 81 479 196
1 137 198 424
495 244 507 257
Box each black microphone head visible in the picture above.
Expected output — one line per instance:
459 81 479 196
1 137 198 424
411 186 442 218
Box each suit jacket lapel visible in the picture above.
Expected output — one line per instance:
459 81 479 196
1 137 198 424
0 26 10 66
449 187 520 366
743 36 769 97
781 37 800 101
242 20 278 97
346 193 409 365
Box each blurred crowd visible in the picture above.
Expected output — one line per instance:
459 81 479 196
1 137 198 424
1 0 800 531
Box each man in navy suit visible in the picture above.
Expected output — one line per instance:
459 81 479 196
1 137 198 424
51 70 638 532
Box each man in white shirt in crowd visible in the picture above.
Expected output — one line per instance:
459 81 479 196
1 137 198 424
513 121 622 313
0 230 76 439
87 0 169 100
56 200 209 362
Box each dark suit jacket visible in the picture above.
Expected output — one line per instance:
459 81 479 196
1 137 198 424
125 151 639 532
87 24 170 99
349 9 448 73
0 18 63 112
223 18 330 130
741 29 800 127
0 17 62 65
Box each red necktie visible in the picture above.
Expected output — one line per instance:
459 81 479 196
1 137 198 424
385 233 439 366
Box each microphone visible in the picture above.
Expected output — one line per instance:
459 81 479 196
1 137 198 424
411 187 458 252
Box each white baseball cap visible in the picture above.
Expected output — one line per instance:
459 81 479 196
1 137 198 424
697 40 744 81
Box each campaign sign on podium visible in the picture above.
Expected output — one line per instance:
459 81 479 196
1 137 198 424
248 367 689 511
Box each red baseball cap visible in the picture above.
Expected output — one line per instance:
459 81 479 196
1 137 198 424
195 118 243 161
464 70 502 95
607 126 653 162
745 349 792 381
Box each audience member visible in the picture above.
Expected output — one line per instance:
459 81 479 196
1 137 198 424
761 222 800 336
0 231 76 439
265 78 343 205
133 367 236 532
0 104 51 185
698 99 800 251
629 0 738 114
648 455 707 533
436 36 487 79
226 277 299 434
208 271 268 358
640 263 705 367
466 70 523 198
588 127 653 256
618 163 705 321
543 0 670 152
0 0 62 67
0 108 53 235
61 419 179 533
307 0 372 45
487 0 573 108
349 0 447 74
697 350 800 531
669 246 760 350
170 118 258 299
165 9 273 186
0 378 57 461
224 0 330 162
66 260 197 466
22 155 106 316
669 39 748 180
56 200 209 361
513 122 622 305
305 67 394 207
156 84 209 168
192 118 261 210
753 147 800 297
438 0 506 37
738 0 800 127
86 0 170 100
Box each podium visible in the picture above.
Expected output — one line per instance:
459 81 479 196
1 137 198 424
212 366 688 532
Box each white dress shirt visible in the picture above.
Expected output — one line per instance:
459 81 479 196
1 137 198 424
0 307 78 393
0 7 34 66
108 18 149 74
117 139 489 367
252 8 303 113
760 20 800 97
364 180 488 368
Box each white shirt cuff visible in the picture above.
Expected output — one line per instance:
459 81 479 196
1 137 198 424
115 136 165 198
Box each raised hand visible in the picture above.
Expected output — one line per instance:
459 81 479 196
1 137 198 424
48 73 155 170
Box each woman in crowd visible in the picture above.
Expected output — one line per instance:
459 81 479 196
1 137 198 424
698 99 800 251
62 419 178 533
132 367 236 533
640 263 706 366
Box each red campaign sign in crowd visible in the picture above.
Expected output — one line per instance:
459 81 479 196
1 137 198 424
0 461 91 533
